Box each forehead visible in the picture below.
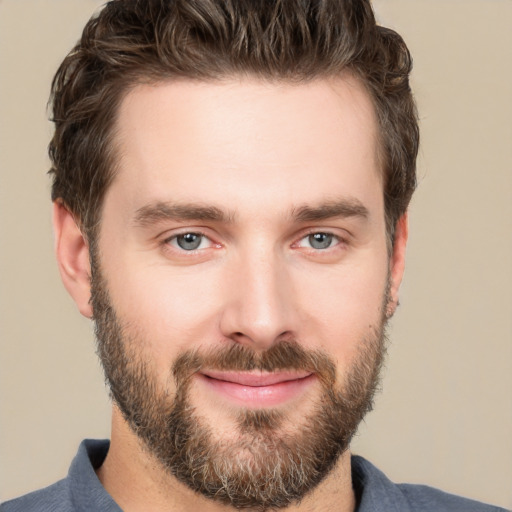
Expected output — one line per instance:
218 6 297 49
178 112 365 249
109 76 381 218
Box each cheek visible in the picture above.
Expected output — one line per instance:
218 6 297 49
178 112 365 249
105 262 225 362
293 258 388 362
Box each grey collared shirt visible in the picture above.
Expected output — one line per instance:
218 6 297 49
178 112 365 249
1 439 508 511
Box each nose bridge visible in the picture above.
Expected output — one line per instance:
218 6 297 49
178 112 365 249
220 240 295 349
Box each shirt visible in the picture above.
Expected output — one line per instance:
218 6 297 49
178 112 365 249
1 439 508 511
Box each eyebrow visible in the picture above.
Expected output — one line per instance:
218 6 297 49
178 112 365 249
133 197 369 228
291 198 369 223
133 201 235 227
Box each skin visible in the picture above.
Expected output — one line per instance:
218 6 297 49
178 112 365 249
53 75 408 512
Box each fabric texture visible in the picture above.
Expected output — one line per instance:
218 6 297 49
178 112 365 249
1 439 508 511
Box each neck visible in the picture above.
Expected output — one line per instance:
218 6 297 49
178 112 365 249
96 406 356 512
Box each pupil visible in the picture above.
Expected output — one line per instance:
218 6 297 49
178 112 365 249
309 233 332 249
177 233 201 250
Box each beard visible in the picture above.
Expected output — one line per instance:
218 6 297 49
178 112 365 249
90 260 389 511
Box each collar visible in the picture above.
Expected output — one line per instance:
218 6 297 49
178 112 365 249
69 440 411 511
352 455 412 512
68 439 121 512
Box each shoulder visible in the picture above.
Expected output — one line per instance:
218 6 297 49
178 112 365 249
352 455 510 512
1 439 115 512
397 483 509 512
0 479 71 512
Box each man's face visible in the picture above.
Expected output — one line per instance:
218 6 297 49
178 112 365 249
89 77 401 508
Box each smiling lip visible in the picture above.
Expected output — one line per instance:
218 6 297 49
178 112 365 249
198 370 315 407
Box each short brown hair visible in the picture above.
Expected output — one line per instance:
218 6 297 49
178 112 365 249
49 0 418 242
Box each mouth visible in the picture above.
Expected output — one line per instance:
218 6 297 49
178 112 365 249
197 370 316 408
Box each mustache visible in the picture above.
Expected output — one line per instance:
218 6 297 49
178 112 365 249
172 340 336 389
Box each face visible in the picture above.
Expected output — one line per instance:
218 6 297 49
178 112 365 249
83 77 404 509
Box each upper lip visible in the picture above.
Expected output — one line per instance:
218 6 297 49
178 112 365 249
200 370 313 387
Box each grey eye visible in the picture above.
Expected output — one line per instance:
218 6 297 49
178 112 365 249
308 233 334 249
176 233 203 250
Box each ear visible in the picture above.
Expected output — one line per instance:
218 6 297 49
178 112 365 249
386 213 408 318
53 201 93 318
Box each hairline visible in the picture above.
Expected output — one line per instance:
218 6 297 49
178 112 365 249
81 71 394 251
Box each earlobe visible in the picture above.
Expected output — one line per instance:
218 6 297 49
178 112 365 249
387 213 409 318
53 201 93 318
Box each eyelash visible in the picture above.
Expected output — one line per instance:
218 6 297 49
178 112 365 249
161 229 347 256
294 231 343 251
163 231 216 253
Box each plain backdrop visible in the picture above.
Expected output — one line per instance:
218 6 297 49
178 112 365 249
0 0 511 509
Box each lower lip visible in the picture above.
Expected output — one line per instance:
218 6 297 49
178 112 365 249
197 374 316 408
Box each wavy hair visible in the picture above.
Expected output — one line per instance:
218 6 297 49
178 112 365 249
49 0 418 242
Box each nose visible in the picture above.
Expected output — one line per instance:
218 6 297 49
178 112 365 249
219 247 298 351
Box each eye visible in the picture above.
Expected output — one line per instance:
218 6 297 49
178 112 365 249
297 232 338 250
168 232 212 251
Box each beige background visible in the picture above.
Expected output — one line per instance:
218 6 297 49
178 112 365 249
0 0 511 508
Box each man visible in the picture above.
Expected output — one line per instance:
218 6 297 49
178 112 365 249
0 1 508 511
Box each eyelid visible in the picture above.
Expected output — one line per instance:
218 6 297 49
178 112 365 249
161 228 222 255
295 227 348 241
297 232 338 247
291 228 351 254
158 226 349 258
168 233 212 250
